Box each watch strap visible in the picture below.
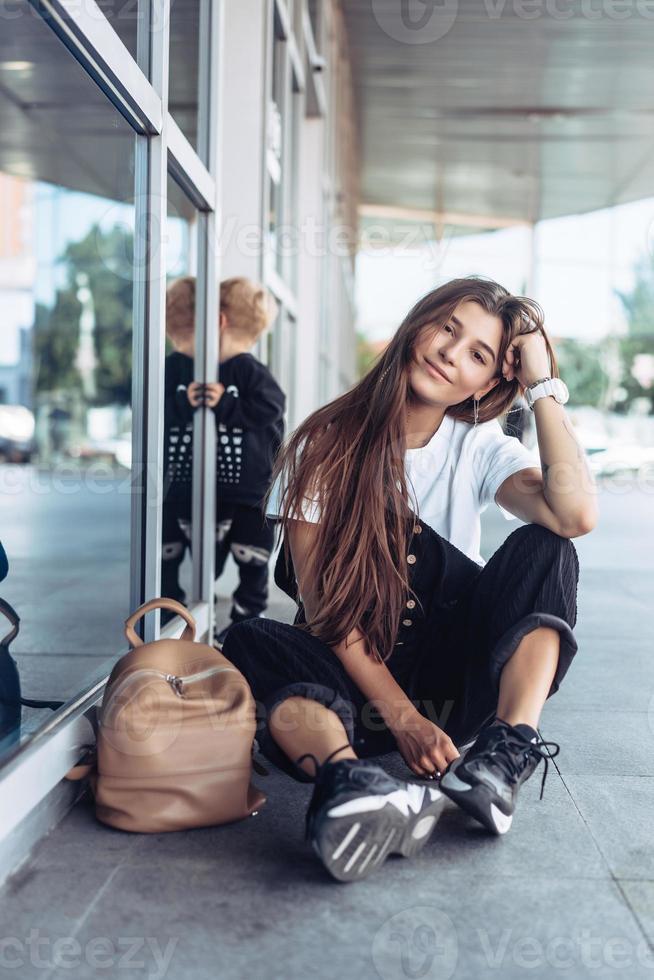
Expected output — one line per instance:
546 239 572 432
525 376 552 391
526 377 567 411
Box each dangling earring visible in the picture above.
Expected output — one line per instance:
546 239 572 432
379 367 390 384
473 397 479 428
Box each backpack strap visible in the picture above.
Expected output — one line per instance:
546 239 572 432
124 598 196 649
65 745 97 782
0 597 20 648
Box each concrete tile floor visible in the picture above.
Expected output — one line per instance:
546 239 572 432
1 486 653 980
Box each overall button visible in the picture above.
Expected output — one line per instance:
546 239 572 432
413 524 422 534
402 619 413 627
407 554 416 564
406 599 416 609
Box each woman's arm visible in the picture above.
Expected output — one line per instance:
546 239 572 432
330 628 460 776
286 520 417 733
286 520 459 775
499 332 599 535
330 626 422 734
531 396 598 533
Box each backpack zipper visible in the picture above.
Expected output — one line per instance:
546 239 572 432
164 665 237 698
107 664 237 705
102 663 267 773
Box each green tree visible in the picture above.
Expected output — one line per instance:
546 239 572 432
614 251 654 413
615 253 654 338
616 336 654 413
33 297 81 395
34 223 133 405
554 338 608 408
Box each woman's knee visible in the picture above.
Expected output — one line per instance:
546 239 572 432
506 522 579 576
222 616 332 686
221 616 281 668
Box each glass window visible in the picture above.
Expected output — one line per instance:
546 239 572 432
169 0 202 154
308 0 322 45
266 19 302 288
292 0 304 40
284 84 302 292
72 0 146 66
0 3 137 761
266 304 295 415
161 174 199 622
266 37 286 272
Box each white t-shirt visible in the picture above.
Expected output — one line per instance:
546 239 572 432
266 415 541 567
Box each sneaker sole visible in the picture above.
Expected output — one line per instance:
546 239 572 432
440 762 513 835
311 785 445 882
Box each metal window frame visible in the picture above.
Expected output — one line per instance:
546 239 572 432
302 0 326 118
168 115 216 212
191 0 223 622
29 0 162 134
317 0 338 401
263 0 303 416
130 0 171 637
0 0 222 882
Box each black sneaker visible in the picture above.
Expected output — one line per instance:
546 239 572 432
300 745 445 883
439 719 560 835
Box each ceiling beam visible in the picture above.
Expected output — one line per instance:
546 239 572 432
359 203 530 231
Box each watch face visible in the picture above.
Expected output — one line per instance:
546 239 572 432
527 379 569 407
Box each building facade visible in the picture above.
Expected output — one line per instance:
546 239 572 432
0 0 358 877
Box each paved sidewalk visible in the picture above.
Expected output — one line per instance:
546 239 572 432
1 486 652 980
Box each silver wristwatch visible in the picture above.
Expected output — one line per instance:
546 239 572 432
524 376 569 412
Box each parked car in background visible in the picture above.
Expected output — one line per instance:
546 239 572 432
0 405 36 463
589 444 654 478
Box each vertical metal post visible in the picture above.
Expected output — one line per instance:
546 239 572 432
130 0 170 642
191 0 224 638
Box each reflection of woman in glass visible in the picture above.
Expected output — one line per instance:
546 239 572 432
224 277 598 882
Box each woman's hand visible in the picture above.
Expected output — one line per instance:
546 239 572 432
391 711 460 779
503 328 552 390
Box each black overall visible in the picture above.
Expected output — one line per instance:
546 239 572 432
222 519 580 783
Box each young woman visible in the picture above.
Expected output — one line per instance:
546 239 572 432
222 276 598 883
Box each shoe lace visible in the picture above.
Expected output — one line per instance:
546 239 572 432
473 727 560 800
295 742 353 781
296 743 353 842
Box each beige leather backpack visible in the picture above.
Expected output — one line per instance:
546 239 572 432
67 598 267 833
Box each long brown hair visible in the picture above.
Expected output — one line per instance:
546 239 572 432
265 275 559 664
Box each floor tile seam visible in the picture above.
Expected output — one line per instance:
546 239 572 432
38 863 124 980
536 725 614 869
542 707 654 713
549 757 654 954
44 857 617 883
612 879 654 958
543 771 654 777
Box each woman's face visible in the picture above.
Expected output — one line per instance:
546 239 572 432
408 300 504 407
